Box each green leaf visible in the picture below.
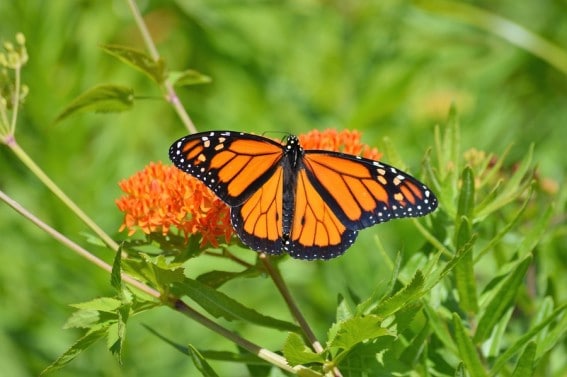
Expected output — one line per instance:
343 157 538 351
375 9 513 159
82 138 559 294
328 315 389 353
511 341 536 377
140 253 186 289
40 327 108 375
393 301 423 335
374 270 424 318
283 333 326 366
108 303 130 363
196 268 261 289
102 44 166 83
173 279 299 332
399 312 430 364
452 313 488 377
54 84 134 123
490 303 567 376
453 216 478 313
70 297 122 312
111 245 122 290
188 344 220 377
357 251 401 315
424 303 457 354
63 309 100 329
474 256 531 342
169 69 212 87
456 166 475 219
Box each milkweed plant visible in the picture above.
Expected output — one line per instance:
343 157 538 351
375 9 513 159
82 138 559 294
1 5 566 377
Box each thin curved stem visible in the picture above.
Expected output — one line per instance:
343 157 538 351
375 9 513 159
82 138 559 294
6 140 120 252
260 255 343 376
0 189 155 297
125 0 197 134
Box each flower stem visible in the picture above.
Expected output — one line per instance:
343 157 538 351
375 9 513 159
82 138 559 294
0 189 156 297
260 255 343 376
171 298 313 375
10 66 21 134
6 139 120 252
260 254 323 350
125 0 197 134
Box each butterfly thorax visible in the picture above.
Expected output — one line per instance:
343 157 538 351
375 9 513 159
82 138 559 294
281 135 303 244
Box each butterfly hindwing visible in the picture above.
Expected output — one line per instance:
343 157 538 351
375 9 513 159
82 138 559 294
230 166 285 255
284 169 358 260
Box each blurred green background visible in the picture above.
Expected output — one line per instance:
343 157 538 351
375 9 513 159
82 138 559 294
1 0 566 376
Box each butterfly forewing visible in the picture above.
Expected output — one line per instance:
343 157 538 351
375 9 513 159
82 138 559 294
169 131 283 206
302 151 437 230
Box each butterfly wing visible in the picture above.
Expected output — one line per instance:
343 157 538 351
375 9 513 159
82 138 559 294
301 151 438 230
169 131 287 253
169 131 284 206
283 168 358 260
230 166 285 255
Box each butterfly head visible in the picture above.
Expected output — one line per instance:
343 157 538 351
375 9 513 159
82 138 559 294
284 135 303 168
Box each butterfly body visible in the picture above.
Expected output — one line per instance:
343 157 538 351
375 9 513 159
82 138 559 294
169 131 437 260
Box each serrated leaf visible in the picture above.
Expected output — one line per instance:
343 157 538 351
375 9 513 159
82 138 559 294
452 313 488 377
170 69 212 87
111 245 122 290
173 279 299 332
393 301 423 335
63 309 100 329
374 270 424 318
102 44 166 83
108 303 130 363
55 84 134 123
71 297 122 312
336 294 354 322
474 256 531 342
283 333 326 366
40 327 108 375
328 315 389 353
357 252 401 315
140 253 186 288
188 344 220 377
511 341 536 377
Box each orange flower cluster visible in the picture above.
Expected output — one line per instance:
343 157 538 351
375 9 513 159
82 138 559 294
298 129 382 160
116 162 233 248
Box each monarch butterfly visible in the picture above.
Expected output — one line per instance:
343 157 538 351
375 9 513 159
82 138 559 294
169 131 437 260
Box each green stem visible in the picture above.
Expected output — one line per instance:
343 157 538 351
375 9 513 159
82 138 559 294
260 254 321 350
260 255 343 377
0 189 156 297
125 0 197 134
10 65 21 134
172 298 311 375
7 140 120 252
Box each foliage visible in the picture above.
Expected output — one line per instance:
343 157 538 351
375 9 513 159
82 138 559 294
1 1 566 377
